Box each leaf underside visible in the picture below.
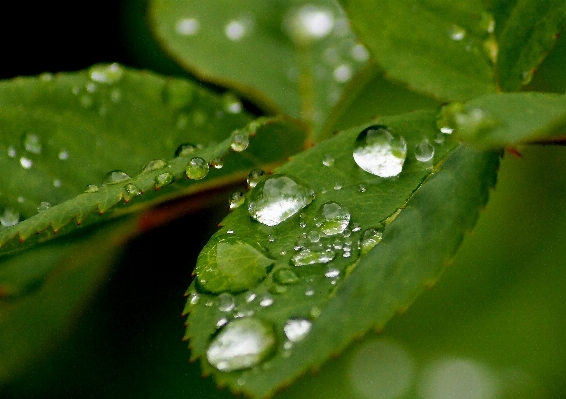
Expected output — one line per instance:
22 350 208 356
184 111 500 398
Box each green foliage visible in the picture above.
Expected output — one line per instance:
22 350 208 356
1 0 566 398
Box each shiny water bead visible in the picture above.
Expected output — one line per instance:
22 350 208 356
217 292 236 312
210 158 224 169
89 63 124 84
292 248 336 266
58 149 69 160
85 184 100 193
22 133 42 154
230 132 249 152
247 169 266 188
284 318 312 342
325 267 340 278
103 170 131 185
319 202 350 235
322 154 335 167
7 146 16 158
0 208 19 227
175 142 198 157
186 157 209 180
155 172 174 189
176 17 200 36
284 4 335 45
353 125 407 178
223 94 243 114
449 25 466 41
142 159 168 173
229 191 245 210
259 294 274 307
124 183 142 198
415 139 435 162
206 317 276 372
248 175 315 227
37 202 51 213
360 228 384 255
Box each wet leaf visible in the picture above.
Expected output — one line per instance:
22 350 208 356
149 0 370 134
183 111 500 397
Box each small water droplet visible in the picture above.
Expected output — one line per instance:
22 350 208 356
247 169 266 188
22 133 42 154
176 17 200 36
103 170 131 185
186 157 209 180
308 230 321 243
305 287 315 296
360 228 383 255
37 202 51 213
434 133 445 144
53 179 62 188
19 157 33 169
189 292 200 305
155 172 174 189
351 43 370 62
245 291 257 303
333 182 342 190
284 5 335 44
223 94 243 113
142 159 168 173
284 318 312 342
319 202 350 235
125 183 142 198
211 158 224 169
217 292 236 312
58 149 69 160
7 146 16 158
353 125 407 178
248 175 315 227
415 139 435 162
292 248 336 266
449 25 466 41
89 63 124 84
325 267 340 278
206 317 276 372
86 82 97 93
175 143 198 157
225 18 251 41
229 191 245 210
259 294 274 307
268 234 275 242
358 184 366 193
0 208 19 227
216 318 229 329
322 154 335 167
230 132 249 152
310 306 322 318
273 268 300 285
85 184 99 193
333 64 352 83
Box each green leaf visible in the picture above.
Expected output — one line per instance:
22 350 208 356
183 111 500 397
441 92 566 147
149 0 370 134
0 66 307 256
490 0 566 90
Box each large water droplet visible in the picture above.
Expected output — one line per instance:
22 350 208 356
229 191 245 210
206 317 276 372
284 5 335 44
155 172 174 189
360 228 383 255
175 142 198 157
217 292 236 312
196 234 274 294
292 248 336 266
284 318 312 342
319 202 350 235
247 169 265 188
0 208 19 227
186 157 209 180
103 170 131 185
230 132 249 152
248 175 315 226
142 159 168 173
22 133 42 154
162 78 194 109
353 125 407 178
89 63 124 84
415 139 435 162
19 157 33 169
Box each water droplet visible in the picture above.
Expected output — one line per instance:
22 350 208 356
268 234 275 242
284 318 312 342
37 202 51 213
434 133 445 144
85 184 99 193
89 63 124 84
189 292 200 305
22 133 42 154
186 157 209 180
19 157 32 169
259 294 274 307
305 287 315 296
292 248 336 266
322 154 335 167
333 64 352 83
207 317 276 372
7 146 16 158
125 183 142 198
248 175 315 227
175 142 198 157
438 103 500 137
225 18 250 41
211 158 224 169
230 132 249 152
358 184 366 193
39 72 54 81
103 170 131 185
360 228 383 255
449 25 466 41
325 267 340 278
176 17 200 36
353 125 407 178
319 202 350 235
229 191 245 210
351 44 370 62
142 159 168 173
245 291 257 303
86 82 97 93
155 172 174 189
53 179 62 188
273 268 300 285
415 139 435 162
58 149 69 160
223 94 243 114
196 235 274 294
217 292 236 312
247 169 265 188
162 78 194 109
308 230 321 243
216 318 229 329
0 208 19 227
284 5 335 44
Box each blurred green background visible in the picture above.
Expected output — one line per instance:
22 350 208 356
1 1 566 398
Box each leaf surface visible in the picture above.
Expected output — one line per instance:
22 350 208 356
184 111 500 397
149 0 370 134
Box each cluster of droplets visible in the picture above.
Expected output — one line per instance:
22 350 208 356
72 63 125 116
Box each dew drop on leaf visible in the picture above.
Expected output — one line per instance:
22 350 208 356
155 172 174 189
229 191 245 210
102 170 131 185
247 169 265 188
449 25 466 41
415 139 435 162
353 125 407 178
273 268 300 285
19 157 33 169
0 208 19 227
195 234 274 294
176 17 200 36
292 248 336 266
325 267 340 278
7 146 16 158
85 184 99 193
259 294 274 307
322 154 335 167
245 291 257 303
217 292 236 312
175 142 198 157
319 201 350 235
58 149 69 160
22 133 42 154
284 318 312 342
37 202 51 213
210 158 224 169
360 228 383 255
206 317 276 372
230 132 249 152
284 5 335 45
142 159 168 173
89 63 124 84
186 157 209 180
248 174 315 226
124 183 142 198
